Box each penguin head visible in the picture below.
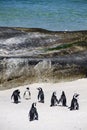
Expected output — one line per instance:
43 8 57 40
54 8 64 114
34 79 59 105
73 93 79 99
53 91 56 96
15 89 20 94
37 87 42 91
26 87 29 90
62 91 65 95
32 102 36 107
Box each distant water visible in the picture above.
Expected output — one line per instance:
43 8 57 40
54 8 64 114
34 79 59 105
0 0 87 31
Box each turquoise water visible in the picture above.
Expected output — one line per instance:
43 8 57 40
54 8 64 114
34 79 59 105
0 0 87 31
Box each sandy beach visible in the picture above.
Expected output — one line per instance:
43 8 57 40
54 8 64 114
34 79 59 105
0 78 87 130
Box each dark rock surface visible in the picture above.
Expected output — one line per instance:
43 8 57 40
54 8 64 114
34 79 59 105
0 27 87 89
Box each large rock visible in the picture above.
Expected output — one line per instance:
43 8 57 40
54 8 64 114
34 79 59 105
0 27 87 89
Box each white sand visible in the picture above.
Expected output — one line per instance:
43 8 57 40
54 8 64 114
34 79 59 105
0 78 87 130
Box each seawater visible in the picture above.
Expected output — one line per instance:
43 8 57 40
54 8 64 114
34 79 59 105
0 0 87 31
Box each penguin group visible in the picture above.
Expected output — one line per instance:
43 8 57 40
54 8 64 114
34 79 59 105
11 87 79 121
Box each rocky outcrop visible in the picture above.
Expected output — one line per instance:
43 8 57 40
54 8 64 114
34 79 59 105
0 27 87 89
